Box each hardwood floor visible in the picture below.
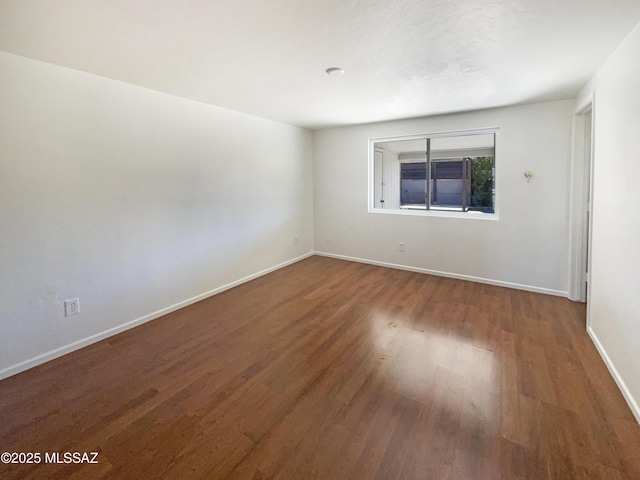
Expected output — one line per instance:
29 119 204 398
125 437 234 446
1 256 639 479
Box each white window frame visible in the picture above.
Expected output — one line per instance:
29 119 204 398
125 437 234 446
368 127 500 220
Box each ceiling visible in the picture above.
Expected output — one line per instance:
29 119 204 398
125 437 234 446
1 1 640 130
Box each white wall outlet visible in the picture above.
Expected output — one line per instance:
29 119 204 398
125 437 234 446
65 298 80 317
325 233 332 242
398 242 405 252
294 235 299 245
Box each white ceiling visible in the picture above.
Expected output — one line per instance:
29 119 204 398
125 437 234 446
1 0 640 129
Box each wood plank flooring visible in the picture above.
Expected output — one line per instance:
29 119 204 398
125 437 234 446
1 256 639 479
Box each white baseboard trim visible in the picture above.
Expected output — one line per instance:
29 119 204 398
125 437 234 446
587 326 640 425
314 251 568 297
0 252 314 381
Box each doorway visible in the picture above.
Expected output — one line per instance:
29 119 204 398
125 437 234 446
569 97 595 306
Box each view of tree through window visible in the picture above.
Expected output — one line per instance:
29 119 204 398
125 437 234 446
470 156 494 209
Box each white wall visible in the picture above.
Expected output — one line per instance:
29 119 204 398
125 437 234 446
0 52 314 378
576 20 640 422
313 100 575 295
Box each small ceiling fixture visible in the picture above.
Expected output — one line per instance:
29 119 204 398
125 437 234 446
326 67 344 76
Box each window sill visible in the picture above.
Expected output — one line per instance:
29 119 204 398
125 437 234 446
368 207 499 221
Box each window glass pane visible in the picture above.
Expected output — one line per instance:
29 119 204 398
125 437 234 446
430 159 466 211
401 162 426 207
373 138 425 210
430 134 494 158
469 155 494 213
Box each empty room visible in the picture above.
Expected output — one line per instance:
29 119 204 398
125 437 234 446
1 1 640 479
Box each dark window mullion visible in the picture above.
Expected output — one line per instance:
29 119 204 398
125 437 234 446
426 138 431 210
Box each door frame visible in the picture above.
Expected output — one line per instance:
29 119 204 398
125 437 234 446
568 94 595 307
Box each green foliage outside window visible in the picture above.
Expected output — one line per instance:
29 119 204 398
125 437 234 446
471 156 494 207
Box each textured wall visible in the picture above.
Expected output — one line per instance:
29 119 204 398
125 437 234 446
576 20 640 422
313 100 574 295
0 52 314 377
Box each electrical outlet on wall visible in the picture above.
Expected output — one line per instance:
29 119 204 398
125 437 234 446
325 233 332 242
294 235 299 245
398 242 405 252
65 298 80 317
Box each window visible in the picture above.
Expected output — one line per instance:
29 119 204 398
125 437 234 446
370 128 497 216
